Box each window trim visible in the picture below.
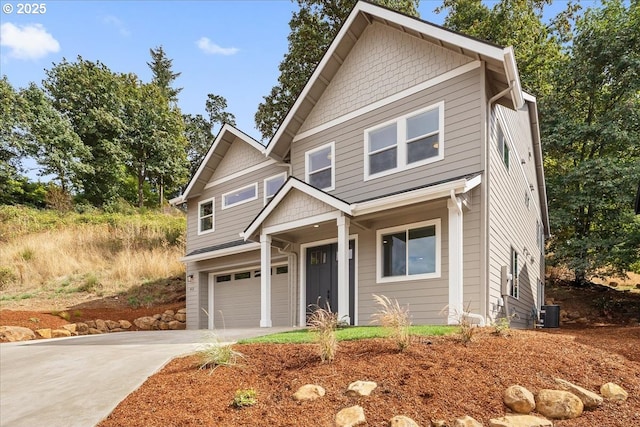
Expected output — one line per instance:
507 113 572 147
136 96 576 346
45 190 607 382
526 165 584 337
305 141 335 191
510 247 519 299
376 219 441 284
364 102 445 181
221 182 258 210
264 172 287 206
197 197 215 235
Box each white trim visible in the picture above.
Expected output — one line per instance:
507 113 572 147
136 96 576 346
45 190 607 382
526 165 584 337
264 172 288 206
299 234 359 327
208 273 214 330
205 159 279 190
503 47 524 110
294 61 480 142
221 182 258 210
260 233 272 327
180 242 260 263
197 197 215 235
376 219 441 284
262 211 341 236
364 101 445 181
447 194 463 324
305 141 335 191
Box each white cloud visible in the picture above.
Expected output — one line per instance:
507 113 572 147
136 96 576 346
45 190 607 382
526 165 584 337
103 15 130 37
196 37 238 56
0 23 60 60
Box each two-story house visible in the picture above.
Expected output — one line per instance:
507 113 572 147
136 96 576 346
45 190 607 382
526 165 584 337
170 1 549 330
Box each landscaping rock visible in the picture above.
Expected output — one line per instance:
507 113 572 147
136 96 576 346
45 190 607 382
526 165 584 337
134 316 157 330
346 380 377 397
119 320 132 329
105 320 120 330
389 415 420 427
0 326 36 342
177 308 187 314
52 329 71 338
161 310 175 322
158 321 169 330
503 385 535 414
95 319 108 332
431 420 448 427
88 327 103 334
85 320 97 329
175 312 187 322
293 384 325 401
62 323 77 334
75 322 89 334
453 415 483 426
168 320 186 330
335 405 365 427
600 382 628 401
36 328 52 339
535 389 583 419
554 378 603 408
489 415 552 427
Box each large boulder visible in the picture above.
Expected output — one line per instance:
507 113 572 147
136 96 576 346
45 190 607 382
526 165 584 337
535 389 583 419
346 381 377 397
95 319 108 332
389 415 420 427
292 384 325 401
52 329 71 338
134 316 157 330
105 320 120 330
168 320 186 330
36 328 52 339
75 322 89 335
453 415 483 426
503 385 535 414
489 415 552 427
554 378 602 408
175 312 187 322
119 320 132 329
600 383 628 401
0 326 36 342
62 323 77 334
335 405 365 427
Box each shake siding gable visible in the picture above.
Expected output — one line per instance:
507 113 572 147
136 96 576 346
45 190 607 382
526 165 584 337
263 189 335 229
292 68 482 202
211 137 266 181
299 22 472 133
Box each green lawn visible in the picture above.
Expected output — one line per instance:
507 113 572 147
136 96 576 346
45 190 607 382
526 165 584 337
239 325 458 344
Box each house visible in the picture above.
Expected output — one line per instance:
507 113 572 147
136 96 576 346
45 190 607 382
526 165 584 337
170 1 549 330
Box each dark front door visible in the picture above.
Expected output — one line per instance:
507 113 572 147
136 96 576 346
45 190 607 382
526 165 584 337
306 240 355 325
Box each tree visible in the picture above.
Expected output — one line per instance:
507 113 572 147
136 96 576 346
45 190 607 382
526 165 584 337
542 0 640 281
43 57 128 206
147 45 182 103
255 0 420 141
0 76 29 202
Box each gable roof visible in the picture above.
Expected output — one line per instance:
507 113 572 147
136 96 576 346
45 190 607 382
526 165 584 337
170 124 266 205
266 0 524 159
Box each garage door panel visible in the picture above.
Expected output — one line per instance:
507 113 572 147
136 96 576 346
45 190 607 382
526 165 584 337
213 277 260 328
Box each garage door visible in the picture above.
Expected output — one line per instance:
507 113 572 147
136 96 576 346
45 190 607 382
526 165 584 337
212 266 290 328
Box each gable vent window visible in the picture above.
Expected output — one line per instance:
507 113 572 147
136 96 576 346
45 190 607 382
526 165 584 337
222 183 257 209
365 102 444 180
264 173 287 205
198 197 214 234
305 142 335 191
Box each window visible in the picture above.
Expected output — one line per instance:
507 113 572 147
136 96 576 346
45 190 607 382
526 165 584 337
198 197 214 234
216 274 231 283
497 122 510 169
222 183 257 209
234 271 251 280
365 103 444 179
305 142 335 190
264 173 287 205
376 219 441 283
276 265 288 274
510 247 519 298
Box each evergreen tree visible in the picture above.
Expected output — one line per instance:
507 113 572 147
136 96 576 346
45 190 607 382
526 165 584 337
147 45 182 103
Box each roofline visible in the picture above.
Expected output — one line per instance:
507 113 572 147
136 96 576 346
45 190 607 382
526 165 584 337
172 124 266 204
180 242 261 263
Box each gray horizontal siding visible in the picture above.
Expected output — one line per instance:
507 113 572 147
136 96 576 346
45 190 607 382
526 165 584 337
291 68 482 203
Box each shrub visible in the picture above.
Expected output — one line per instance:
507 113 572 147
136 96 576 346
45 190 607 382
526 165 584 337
371 294 412 351
492 316 512 337
196 339 244 374
0 266 16 290
307 302 339 362
232 389 257 408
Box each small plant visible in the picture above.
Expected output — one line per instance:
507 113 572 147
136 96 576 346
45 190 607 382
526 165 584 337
20 248 35 262
307 301 339 362
196 339 244 374
127 296 140 308
492 316 512 337
442 303 478 345
52 310 71 321
371 294 411 351
29 317 40 323
0 266 16 291
232 388 257 408
73 310 83 318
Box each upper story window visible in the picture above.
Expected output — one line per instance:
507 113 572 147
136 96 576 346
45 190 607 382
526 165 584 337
264 172 287 205
305 141 335 191
497 122 510 169
198 197 214 234
365 102 444 180
222 183 257 209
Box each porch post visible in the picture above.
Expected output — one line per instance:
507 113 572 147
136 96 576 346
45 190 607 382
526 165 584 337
260 233 272 327
447 195 464 324
336 214 350 324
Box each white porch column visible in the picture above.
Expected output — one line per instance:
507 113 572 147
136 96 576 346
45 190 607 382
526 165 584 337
260 233 272 327
447 195 464 324
336 214 350 324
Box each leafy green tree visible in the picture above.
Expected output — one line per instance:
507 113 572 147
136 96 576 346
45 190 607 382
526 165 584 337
542 0 640 280
147 45 182 103
0 76 29 202
43 57 128 206
20 83 92 193
255 0 420 141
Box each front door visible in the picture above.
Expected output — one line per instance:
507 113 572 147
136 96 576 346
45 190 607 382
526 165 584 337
306 240 355 325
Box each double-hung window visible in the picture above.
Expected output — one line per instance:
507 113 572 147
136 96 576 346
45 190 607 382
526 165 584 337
222 183 257 209
305 142 335 191
376 219 441 283
365 102 444 179
198 197 214 234
264 173 287 205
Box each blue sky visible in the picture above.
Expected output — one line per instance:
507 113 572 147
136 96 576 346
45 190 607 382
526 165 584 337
1 0 584 144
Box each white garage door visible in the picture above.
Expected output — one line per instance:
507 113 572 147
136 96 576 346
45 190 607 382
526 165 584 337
212 266 290 328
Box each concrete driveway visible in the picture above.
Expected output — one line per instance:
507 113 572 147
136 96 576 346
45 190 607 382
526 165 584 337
0 328 294 427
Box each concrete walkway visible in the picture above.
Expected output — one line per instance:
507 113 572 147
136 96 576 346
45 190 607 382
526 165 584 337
0 328 294 427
